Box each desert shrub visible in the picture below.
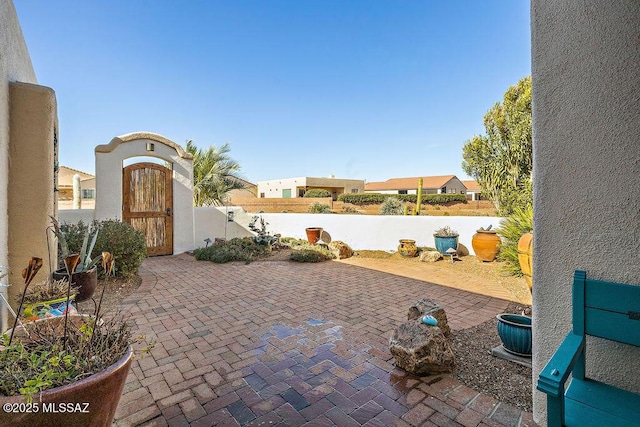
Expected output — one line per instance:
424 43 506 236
308 202 332 213
303 189 331 198
59 219 146 277
91 220 147 278
194 237 271 264
289 249 332 263
496 205 533 276
342 205 359 214
379 197 404 215
338 193 466 205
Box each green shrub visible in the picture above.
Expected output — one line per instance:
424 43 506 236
337 193 466 205
496 205 533 276
289 249 332 263
59 220 146 278
379 197 404 215
308 202 332 213
303 189 331 198
194 237 271 264
91 220 147 278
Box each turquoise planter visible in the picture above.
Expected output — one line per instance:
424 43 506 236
434 235 459 255
496 314 532 356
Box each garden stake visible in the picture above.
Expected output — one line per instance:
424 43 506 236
9 257 43 345
63 254 80 349
90 252 114 348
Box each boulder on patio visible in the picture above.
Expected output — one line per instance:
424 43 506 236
329 241 353 259
389 320 455 375
407 299 451 337
419 250 443 262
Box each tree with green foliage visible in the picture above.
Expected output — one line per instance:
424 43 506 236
186 140 247 206
462 76 532 216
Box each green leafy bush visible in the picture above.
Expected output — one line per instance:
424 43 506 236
338 193 466 205
194 237 271 263
289 249 332 263
59 220 146 278
91 220 147 278
303 189 331 198
379 197 404 215
308 202 332 213
496 205 533 276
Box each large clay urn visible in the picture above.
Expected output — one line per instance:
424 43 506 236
305 227 323 244
471 229 501 262
517 232 533 291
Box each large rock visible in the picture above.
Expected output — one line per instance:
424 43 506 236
419 250 443 262
389 320 455 375
328 241 353 259
407 299 451 337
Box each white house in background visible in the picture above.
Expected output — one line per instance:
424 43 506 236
257 176 364 200
365 175 467 195
461 180 483 201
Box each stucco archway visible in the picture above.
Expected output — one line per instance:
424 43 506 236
94 132 195 254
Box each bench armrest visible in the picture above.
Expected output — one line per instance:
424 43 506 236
537 332 585 397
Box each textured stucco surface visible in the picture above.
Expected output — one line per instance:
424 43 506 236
94 133 195 255
0 1 38 330
8 82 57 307
531 0 640 424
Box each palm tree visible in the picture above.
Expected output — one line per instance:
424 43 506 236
186 140 247 206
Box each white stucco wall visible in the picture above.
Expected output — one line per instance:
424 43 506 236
532 1 640 424
59 209 95 226
0 0 38 330
193 208 501 254
94 133 195 255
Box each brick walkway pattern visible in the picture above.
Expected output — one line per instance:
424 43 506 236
113 254 535 426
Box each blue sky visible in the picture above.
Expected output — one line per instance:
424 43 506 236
13 1 530 183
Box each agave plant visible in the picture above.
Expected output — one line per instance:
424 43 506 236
50 216 102 273
496 205 533 276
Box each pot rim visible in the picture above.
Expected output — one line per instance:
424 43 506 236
433 234 459 238
399 239 416 243
496 313 532 327
305 227 323 231
475 229 498 234
53 265 98 275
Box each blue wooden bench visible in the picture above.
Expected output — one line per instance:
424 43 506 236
537 270 640 427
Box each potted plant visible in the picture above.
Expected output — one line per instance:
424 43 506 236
471 225 501 262
50 217 100 302
0 253 148 427
20 278 79 321
433 226 459 255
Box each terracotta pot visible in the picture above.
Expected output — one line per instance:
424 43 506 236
517 232 533 291
471 230 501 262
305 227 323 244
397 239 418 257
52 266 97 302
0 344 133 427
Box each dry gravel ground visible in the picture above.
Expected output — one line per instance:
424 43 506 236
90 249 533 411
450 302 532 412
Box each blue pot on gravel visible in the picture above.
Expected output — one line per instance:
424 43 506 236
434 235 459 255
496 313 532 356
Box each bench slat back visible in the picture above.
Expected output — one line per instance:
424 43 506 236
573 271 640 347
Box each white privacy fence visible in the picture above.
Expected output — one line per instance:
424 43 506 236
60 207 503 255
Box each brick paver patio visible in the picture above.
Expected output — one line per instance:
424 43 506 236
113 254 535 426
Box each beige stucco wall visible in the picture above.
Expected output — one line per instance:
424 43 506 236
0 1 41 330
531 1 640 424
95 132 195 255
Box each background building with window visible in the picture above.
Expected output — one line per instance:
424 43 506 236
365 175 467 195
257 176 364 200
57 166 95 209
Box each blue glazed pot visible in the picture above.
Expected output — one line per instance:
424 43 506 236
496 313 532 356
434 235 459 255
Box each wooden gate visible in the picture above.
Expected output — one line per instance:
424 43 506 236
123 163 173 256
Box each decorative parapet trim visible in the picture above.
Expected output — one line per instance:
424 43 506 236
95 131 193 160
